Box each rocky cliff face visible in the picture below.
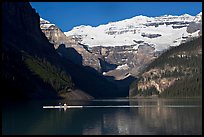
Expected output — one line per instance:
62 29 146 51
40 18 74 49
138 67 179 93
40 18 102 71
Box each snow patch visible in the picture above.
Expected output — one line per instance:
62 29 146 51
40 18 56 29
116 64 129 70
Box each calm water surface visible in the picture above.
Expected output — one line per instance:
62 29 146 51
2 98 202 135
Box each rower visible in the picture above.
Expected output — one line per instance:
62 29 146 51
64 103 67 108
64 103 67 111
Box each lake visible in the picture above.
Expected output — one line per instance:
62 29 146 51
2 98 202 135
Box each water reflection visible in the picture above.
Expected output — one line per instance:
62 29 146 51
82 99 202 135
130 99 202 135
2 99 202 135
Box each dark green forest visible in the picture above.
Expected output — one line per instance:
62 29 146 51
1 47 75 99
24 54 74 93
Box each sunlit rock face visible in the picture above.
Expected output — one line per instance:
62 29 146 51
40 18 102 71
40 20 69 49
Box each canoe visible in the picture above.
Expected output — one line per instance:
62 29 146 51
43 106 83 108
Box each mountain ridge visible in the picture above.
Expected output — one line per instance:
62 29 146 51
64 12 202 50
39 12 202 80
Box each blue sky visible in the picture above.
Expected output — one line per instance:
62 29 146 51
30 2 202 32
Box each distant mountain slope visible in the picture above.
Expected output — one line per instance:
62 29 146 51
130 36 202 98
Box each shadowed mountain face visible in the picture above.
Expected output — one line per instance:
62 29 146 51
57 44 83 66
2 2 134 100
56 45 136 98
2 2 60 99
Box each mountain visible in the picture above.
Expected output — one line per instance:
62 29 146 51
2 2 89 100
65 13 202 48
40 18 102 71
40 18 71 49
39 13 202 98
40 18 157 80
129 36 202 98
39 18 137 97
2 2 127 100
40 12 202 80
187 12 202 35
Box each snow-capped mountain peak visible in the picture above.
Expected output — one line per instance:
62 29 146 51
197 12 202 16
39 12 202 80
64 12 202 51
40 18 50 23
